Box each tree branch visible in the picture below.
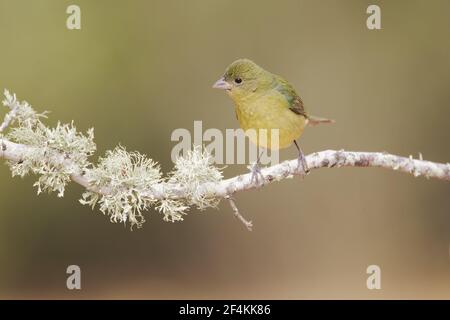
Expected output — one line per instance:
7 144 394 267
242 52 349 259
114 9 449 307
226 195 253 231
2 138 449 202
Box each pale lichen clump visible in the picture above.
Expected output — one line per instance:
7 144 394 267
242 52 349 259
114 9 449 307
156 198 189 223
3 90 96 197
170 147 223 209
78 145 222 228
157 147 224 222
80 147 162 228
2 89 44 128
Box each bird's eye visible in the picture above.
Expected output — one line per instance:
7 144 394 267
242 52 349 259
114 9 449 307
234 78 242 84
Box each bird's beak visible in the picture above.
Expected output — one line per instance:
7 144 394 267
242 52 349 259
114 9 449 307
212 77 232 90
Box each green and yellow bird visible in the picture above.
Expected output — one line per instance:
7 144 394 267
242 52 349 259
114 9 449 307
213 58 333 171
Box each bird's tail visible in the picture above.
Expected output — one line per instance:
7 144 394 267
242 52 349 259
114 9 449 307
306 115 335 126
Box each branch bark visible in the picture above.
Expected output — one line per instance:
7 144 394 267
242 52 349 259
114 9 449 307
1 138 449 203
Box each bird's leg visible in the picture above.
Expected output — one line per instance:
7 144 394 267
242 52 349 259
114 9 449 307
294 140 310 177
248 150 264 185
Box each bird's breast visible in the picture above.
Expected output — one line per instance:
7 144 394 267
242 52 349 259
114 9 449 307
234 93 306 149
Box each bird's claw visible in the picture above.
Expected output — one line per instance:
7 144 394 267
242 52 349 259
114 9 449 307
297 150 310 178
248 161 264 185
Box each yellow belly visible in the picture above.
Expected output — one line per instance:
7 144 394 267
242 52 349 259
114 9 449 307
234 95 306 150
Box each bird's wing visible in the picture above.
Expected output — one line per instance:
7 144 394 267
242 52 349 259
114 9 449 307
273 75 307 118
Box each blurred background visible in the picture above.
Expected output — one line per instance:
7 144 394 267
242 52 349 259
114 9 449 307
0 0 449 299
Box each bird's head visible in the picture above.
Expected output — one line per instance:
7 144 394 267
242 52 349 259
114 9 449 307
213 59 272 101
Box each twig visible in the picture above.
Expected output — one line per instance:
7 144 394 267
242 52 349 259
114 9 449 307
226 196 253 231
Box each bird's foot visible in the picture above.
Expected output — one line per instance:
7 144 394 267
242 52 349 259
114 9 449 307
296 147 310 178
248 161 264 185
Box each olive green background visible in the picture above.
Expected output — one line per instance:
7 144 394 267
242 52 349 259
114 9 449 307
0 0 449 299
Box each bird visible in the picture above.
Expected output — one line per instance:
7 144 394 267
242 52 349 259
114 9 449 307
212 58 334 175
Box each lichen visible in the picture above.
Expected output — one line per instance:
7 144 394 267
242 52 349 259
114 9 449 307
80 146 162 229
4 91 95 197
169 146 223 210
2 90 225 229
